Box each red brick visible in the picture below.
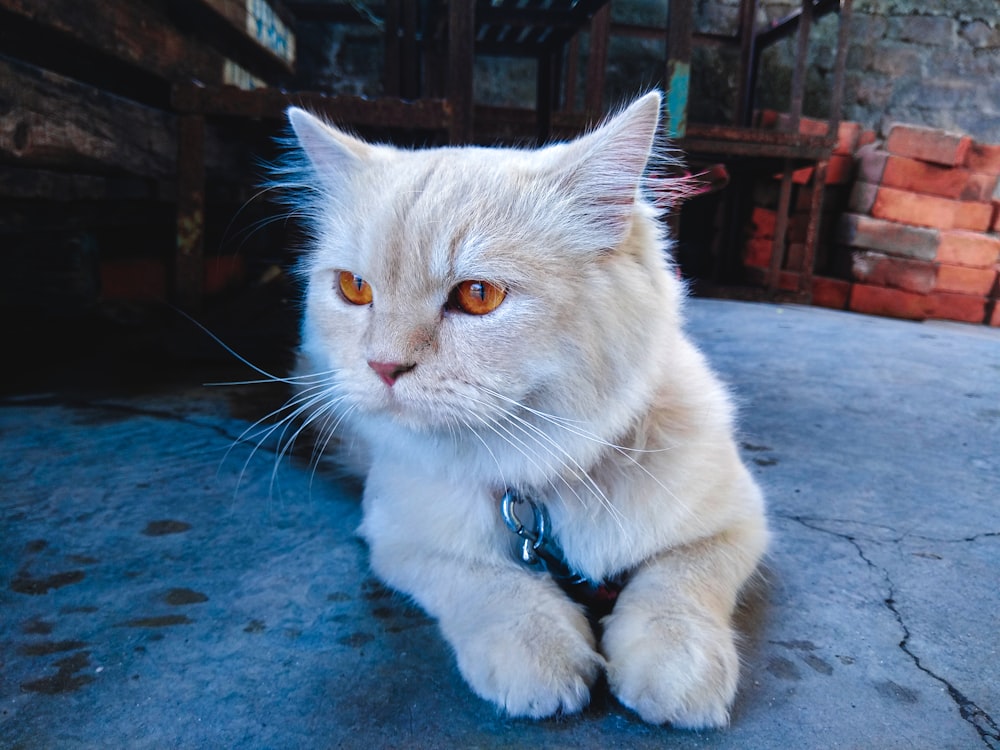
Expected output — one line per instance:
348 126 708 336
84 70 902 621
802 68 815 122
850 283 986 324
849 283 928 320
836 212 940 261
792 116 830 138
757 109 780 128
935 230 1000 268
907 165 989 201
787 165 814 184
749 207 777 239
826 154 856 184
926 292 988 324
745 238 773 267
775 114 861 155
835 122 863 157
860 150 998 202
965 141 1000 175
779 155 853 186
870 186 993 232
992 201 1000 233
953 200 995 232
761 111 862 154
811 276 851 310
777 271 799 292
858 130 878 148
934 264 997 296
886 123 972 167
851 251 937 294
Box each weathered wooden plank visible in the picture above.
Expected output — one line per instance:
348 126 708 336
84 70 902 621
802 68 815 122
0 56 177 180
680 124 834 161
171 84 453 133
0 0 229 88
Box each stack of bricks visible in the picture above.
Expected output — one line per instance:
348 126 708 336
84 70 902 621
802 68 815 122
837 125 1000 326
743 112 874 308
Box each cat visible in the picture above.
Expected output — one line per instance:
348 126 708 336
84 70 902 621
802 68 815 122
275 91 768 728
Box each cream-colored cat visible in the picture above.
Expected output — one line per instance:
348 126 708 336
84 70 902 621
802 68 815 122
281 92 768 728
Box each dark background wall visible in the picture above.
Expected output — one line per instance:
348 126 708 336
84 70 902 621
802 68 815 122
296 0 1000 143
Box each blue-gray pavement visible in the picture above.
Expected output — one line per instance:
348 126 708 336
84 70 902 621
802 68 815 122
1 300 998 749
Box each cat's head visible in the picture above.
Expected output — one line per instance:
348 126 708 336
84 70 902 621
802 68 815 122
279 92 683 452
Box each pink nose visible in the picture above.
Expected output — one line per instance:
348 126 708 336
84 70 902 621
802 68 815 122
368 360 416 387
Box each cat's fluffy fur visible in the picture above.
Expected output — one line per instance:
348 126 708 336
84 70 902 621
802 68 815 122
281 92 768 728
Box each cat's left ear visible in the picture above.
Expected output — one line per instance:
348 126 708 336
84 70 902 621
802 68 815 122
286 106 374 180
547 91 662 247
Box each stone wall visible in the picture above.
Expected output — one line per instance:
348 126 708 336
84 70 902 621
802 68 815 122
605 1 1000 143
735 0 1000 142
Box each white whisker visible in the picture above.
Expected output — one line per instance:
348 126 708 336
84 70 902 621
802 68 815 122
478 384 675 455
461 389 630 539
489 402 629 535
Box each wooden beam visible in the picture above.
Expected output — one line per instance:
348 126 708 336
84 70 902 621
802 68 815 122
0 57 176 180
0 0 230 89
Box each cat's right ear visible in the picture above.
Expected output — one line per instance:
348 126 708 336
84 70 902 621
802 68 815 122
286 107 373 176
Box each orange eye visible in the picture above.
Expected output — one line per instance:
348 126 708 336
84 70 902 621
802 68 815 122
449 280 507 315
338 271 373 305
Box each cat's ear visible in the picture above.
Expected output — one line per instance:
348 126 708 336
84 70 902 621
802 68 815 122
286 106 373 177
547 91 662 247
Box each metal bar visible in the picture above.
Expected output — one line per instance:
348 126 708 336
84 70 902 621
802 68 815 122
826 0 853 137
736 0 758 126
768 0 815 290
755 0 840 48
768 169 794 292
799 159 829 298
788 0 814 128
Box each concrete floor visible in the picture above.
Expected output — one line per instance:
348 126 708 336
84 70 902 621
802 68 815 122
2 299 998 749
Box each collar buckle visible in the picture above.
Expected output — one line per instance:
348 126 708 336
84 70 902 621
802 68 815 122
501 488 625 616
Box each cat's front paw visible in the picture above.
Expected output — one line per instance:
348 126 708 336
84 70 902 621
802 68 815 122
450 607 604 718
602 608 739 729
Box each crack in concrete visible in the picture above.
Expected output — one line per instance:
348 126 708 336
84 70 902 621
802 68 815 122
782 513 1000 748
778 512 1000 546
913 531 1000 544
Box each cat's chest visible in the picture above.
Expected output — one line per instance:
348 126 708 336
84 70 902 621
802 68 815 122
530 484 648 583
